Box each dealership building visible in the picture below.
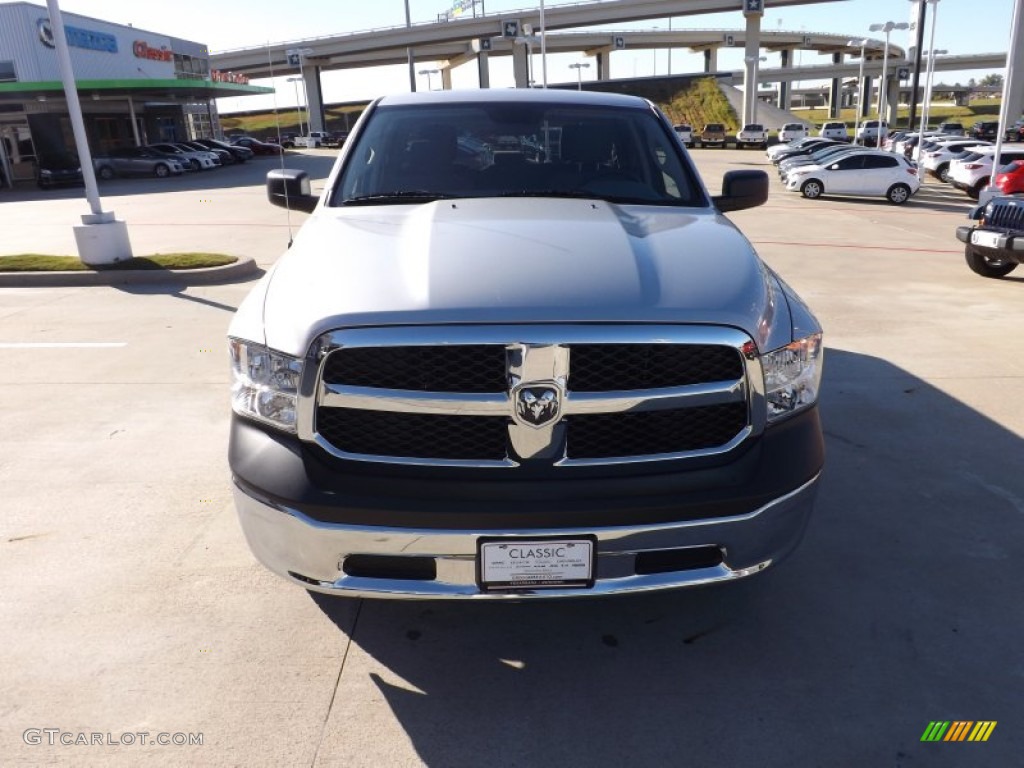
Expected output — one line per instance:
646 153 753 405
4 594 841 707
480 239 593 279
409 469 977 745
0 1 271 186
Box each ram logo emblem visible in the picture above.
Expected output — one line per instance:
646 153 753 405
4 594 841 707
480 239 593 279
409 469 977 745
513 384 561 428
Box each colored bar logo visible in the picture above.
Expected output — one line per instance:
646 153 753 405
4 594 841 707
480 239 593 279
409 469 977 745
921 721 997 742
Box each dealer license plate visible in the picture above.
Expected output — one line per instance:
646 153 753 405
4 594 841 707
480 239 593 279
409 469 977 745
478 537 595 591
971 230 1002 249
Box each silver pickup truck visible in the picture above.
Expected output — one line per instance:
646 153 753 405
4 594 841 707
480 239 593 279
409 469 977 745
228 89 824 600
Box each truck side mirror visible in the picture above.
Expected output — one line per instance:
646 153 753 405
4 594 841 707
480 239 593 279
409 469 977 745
267 168 318 213
713 170 769 212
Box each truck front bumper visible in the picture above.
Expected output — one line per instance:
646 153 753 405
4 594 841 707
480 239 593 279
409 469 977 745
957 225 1024 264
230 407 823 599
234 473 818 599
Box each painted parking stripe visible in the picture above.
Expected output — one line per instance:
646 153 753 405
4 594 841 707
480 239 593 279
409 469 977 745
0 342 127 349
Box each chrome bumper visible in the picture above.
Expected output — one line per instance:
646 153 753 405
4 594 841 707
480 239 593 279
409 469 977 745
233 474 820 600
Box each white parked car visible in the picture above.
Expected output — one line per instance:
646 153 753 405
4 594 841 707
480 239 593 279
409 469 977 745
922 141 991 183
784 149 920 204
949 146 1024 199
147 142 218 171
779 123 809 143
736 123 768 149
819 121 848 142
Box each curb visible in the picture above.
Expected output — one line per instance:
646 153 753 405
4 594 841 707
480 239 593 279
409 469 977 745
0 256 263 288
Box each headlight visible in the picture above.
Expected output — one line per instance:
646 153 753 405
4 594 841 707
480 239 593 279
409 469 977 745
762 333 823 423
229 339 303 432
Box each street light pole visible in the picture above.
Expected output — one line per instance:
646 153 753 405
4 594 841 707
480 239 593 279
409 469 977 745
418 68 439 90
286 77 304 136
569 62 590 90
847 39 868 144
868 21 909 125
744 55 767 124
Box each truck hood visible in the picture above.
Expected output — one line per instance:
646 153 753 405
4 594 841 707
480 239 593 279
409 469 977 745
254 198 788 356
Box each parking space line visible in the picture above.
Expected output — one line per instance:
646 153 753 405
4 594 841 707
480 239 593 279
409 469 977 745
0 342 127 349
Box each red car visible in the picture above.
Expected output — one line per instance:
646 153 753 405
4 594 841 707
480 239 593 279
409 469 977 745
993 160 1024 195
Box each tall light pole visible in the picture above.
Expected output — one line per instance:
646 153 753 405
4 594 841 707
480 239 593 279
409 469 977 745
45 0 132 264
911 0 941 164
539 0 548 87
286 77 305 136
868 21 909 124
744 55 767 124
404 0 416 91
418 68 439 91
569 61 590 90
847 39 868 144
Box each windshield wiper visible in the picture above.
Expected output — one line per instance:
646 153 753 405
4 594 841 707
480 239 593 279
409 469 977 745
342 191 459 205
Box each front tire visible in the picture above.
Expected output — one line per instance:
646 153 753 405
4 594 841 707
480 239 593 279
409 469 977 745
886 183 911 205
98 165 115 180
965 245 1018 278
800 179 824 199
938 163 951 183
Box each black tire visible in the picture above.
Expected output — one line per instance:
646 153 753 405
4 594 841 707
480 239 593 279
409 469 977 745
886 183 911 205
937 163 951 183
189 158 200 171
965 245 1018 278
97 165 115 180
800 179 824 199
154 163 170 178
967 178 988 200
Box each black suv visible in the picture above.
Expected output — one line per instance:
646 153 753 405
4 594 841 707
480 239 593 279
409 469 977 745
956 195 1024 278
970 121 1000 141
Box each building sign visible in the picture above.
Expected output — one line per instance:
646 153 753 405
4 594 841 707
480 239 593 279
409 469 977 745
133 41 173 62
211 70 249 85
37 18 118 53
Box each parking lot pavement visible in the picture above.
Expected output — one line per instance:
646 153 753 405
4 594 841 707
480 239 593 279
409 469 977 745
1 149 1022 766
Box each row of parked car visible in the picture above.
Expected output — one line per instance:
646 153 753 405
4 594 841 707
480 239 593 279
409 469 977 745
766 136 920 204
34 136 280 188
877 129 1024 200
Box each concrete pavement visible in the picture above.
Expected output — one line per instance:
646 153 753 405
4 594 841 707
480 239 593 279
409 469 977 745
1 148 1022 767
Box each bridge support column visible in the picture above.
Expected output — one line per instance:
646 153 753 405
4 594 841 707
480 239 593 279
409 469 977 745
742 13 762 126
704 48 718 73
861 76 872 117
477 51 490 88
512 43 530 88
777 49 791 110
440 68 453 90
828 53 842 119
885 76 900 124
594 50 610 81
302 65 324 133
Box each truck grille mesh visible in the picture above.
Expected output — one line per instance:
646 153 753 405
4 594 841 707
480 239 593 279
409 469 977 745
568 344 743 391
987 202 1024 230
317 408 509 461
567 403 748 459
322 345 507 392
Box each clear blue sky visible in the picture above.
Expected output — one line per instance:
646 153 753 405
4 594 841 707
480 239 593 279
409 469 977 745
51 0 1014 112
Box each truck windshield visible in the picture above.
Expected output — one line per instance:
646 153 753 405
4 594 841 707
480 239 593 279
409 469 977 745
331 102 705 207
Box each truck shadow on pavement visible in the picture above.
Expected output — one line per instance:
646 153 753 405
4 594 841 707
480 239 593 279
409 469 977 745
310 347 1023 767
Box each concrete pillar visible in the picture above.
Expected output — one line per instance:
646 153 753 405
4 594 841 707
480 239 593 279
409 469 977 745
512 43 530 88
303 65 324 133
885 76 900 124
477 51 490 89
861 76 872 117
595 50 610 81
828 53 842 119
704 48 717 73
777 49 791 110
742 14 762 125
440 68 453 90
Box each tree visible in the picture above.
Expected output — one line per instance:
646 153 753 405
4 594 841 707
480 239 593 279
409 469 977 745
979 73 1004 87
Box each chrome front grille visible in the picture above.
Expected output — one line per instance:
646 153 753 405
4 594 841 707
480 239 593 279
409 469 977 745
299 326 764 467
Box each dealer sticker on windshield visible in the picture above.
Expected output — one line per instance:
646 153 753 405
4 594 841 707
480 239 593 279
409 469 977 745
478 537 595 591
